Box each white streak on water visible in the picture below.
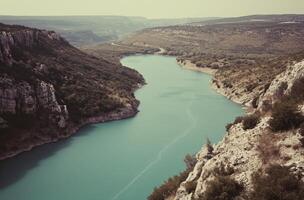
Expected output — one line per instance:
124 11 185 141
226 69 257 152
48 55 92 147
112 98 198 200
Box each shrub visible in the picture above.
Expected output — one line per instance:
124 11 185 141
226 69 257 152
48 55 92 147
289 77 304 102
225 123 233 131
184 154 197 169
184 180 197 193
199 176 243 200
242 113 260 130
251 96 259 108
197 164 242 200
213 163 235 177
269 101 304 132
299 123 304 136
249 165 304 200
276 81 288 98
299 137 304 148
226 116 244 131
206 138 214 154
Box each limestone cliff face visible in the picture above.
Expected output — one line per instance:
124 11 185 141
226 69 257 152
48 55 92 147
258 60 304 110
0 78 68 128
0 23 143 160
173 60 304 200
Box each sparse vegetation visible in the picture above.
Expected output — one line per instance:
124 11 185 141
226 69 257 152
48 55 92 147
199 176 243 200
249 165 304 200
198 164 242 200
184 180 197 193
206 138 214 155
226 113 260 131
269 101 304 132
299 137 304 148
226 116 244 131
184 154 197 169
213 163 235 177
289 77 304 103
242 113 260 130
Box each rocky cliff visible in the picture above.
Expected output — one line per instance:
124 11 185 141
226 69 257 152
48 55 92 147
173 60 304 200
0 23 144 160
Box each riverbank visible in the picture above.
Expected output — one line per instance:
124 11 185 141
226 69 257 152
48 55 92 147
0 105 139 160
176 58 252 110
177 60 217 76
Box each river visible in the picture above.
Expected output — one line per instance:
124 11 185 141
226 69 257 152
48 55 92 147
0 55 243 200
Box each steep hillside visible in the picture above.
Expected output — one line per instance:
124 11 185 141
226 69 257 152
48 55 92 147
172 60 304 200
0 23 143 160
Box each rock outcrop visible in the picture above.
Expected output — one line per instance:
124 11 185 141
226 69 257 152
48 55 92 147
258 60 304 110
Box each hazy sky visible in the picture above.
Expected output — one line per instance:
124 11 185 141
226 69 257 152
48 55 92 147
1 0 304 18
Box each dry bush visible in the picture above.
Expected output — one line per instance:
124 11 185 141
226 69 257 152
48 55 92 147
184 180 197 193
198 176 243 200
299 137 304 148
257 133 280 164
242 113 260 130
269 101 304 132
198 165 242 200
249 165 304 200
184 154 197 169
213 163 235 177
289 77 304 103
226 116 244 131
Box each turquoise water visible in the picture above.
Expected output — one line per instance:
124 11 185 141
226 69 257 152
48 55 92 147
0 55 243 200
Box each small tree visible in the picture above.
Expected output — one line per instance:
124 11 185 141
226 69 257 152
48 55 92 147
184 154 197 170
206 138 214 154
242 113 260 130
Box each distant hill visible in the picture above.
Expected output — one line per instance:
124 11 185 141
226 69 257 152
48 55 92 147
190 14 304 26
0 16 217 46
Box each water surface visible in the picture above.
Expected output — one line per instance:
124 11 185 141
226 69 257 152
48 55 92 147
0 55 243 200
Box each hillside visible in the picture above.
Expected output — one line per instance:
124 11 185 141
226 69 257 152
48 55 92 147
0 23 143 160
190 14 304 26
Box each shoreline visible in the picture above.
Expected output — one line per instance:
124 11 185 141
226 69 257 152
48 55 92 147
177 58 250 111
0 106 139 160
177 59 217 76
